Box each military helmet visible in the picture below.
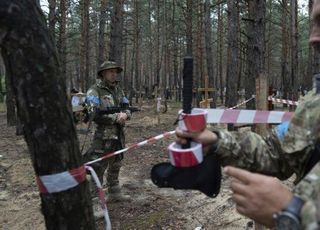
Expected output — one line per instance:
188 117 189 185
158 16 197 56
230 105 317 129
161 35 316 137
97 61 123 78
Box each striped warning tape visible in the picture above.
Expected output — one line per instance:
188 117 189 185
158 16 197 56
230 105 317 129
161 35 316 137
36 165 86 193
85 107 294 167
205 108 293 124
85 166 111 230
268 96 299 106
228 96 255 110
85 130 176 166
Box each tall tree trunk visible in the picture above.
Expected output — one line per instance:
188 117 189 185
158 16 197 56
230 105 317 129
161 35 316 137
134 0 140 103
80 0 90 92
236 0 242 96
0 1 95 229
186 0 193 56
109 0 124 65
98 0 109 67
217 0 224 104
290 0 298 101
155 0 160 85
266 0 272 86
246 0 266 110
226 0 238 110
172 0 181 101
307 0 314 87
281 0 290 102
204 0 214 96
147 0 154 96
48 0 56 42
195 1 204 104
58 0 68 85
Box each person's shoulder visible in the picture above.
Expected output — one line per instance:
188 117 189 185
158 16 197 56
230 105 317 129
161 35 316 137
87 84 99 96
300 89 320 105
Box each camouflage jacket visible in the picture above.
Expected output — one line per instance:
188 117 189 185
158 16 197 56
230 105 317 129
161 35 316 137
86 80 131 142
212 89 320 229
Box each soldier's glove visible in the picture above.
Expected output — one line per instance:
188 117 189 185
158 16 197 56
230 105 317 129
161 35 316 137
151 153 221 198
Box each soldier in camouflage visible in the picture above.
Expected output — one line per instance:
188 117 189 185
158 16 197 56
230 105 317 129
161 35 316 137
84 61 131 203
176 0 320 228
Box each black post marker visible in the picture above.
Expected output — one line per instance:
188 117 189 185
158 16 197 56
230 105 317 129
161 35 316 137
182 56 193 149
315 73 320 94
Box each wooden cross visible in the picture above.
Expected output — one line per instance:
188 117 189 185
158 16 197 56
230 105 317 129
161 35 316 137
198 76 214 108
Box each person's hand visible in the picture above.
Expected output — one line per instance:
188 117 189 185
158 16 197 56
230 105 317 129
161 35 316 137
116 112 128 125
175 127 218 155
224 166 293 228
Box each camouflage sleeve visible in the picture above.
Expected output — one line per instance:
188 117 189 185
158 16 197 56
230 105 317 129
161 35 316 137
86 87 118 124
293 164 320 229
213 90 320 181
213 128 296 180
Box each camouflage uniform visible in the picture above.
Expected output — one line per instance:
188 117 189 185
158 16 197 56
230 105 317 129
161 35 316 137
84 61 131 191
212 88 320 229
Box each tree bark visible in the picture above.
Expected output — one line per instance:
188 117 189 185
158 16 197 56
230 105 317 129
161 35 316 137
109 0 124 65
307 0 314 86
290 0 299 101
48 0 56 42
226 0 238 109
98 0 109 67
204 0 215 107
281 0 290 103
58 0 68 84
217 0 224 104
0 1 95 229
245 0 266 110
80 0 90 91
186 0 193 56
134 0 140 103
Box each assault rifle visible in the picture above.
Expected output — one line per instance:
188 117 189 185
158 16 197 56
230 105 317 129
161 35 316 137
82 105 140 123
96 106 140 115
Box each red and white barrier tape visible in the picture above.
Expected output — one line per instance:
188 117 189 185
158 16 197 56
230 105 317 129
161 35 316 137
85 107 294 166
268 96 299 106
228 96 255 110
36 166 86 193
85 166 111 230
205 108 293 124
85 130 176 166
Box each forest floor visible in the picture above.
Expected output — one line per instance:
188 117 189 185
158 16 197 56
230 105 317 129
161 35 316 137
0 100 256 230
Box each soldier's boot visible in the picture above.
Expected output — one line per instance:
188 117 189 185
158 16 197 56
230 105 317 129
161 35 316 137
107 184 131 202
106 160 131 202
